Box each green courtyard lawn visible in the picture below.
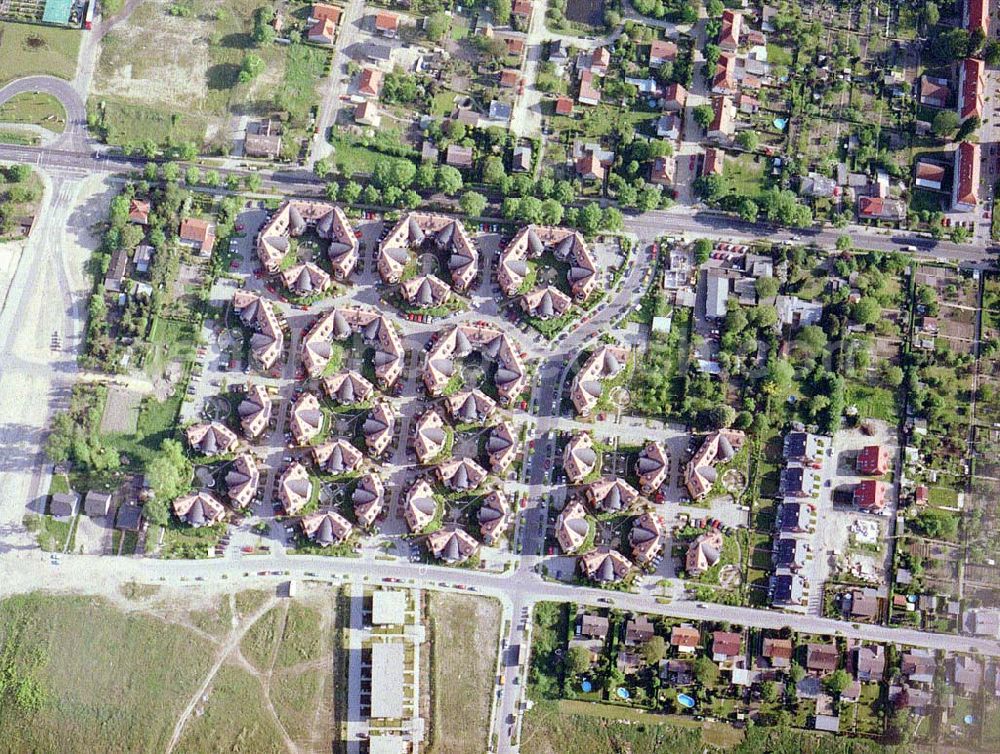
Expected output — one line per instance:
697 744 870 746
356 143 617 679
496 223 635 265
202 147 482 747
0 92 66 132
0 22 81 85
845 381 898 423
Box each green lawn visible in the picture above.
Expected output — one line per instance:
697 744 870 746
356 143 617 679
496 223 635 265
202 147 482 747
766 43 793 67
0 92 66 132
0 128 40 145
0 594 216 752
722 154 767 199
845 382 898 423
0 22 81 85
87 97 210 150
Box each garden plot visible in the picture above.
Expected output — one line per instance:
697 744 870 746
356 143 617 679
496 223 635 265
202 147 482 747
99 385 142 434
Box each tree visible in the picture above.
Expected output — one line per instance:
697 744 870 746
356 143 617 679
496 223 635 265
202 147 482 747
176 142 198 161
693 104 714 129
956 115 981 142
518 196 543 224
985 40 1000 66
402 189 420 208
789 662 806 683
707 0 724 17
852 297 881 325
185 166 200 185
145 439 192 506
736 130 759 151
435 166 463 196
314 158 333 178
460 191 487 218
342 181 362 203
540 198 564 225
754 276 779 300
931 110 959 138
640 636 667 666
324 181 340 201
426 11 450 41
693 238 712 265
362 185 380 204
482 156 507 186
911 508 958 539
564 645 591 676
554 180 575 204
239 53 265 84
924 1 939 27
492 0 511 25
738 197 759 223
245 173 262 193
161 162 179 182
6 164 30 182
578 202 602 235
823 669 851 696
836 234 852 251
703 404 737 429
143 162 158 181
693 656 719 687
951 225 971 244
252 7 276 45
760 680 779 703
602 207 624 231
204 170 221 188
795 325 828 356
881 363 904 387
929 28 970 65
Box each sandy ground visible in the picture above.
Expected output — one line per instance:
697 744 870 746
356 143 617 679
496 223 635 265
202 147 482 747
0 239 25 309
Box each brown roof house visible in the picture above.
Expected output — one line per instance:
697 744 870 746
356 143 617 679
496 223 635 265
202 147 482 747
374 11 399 37
322 370 374 407
437 457 488 492
84 490 113 517
585 477 639 513
313 438 363 476
358 67 384 98
225 452 260 509
671 626 700 653
128 198 150 225
290 392 325 445
685 529 723 576
300 510 353 546
711 631 742 663
486 421 518 473
427 526 479 563
172 490 225 528
579 547 633 583
556 499 590 553
624 615 655 645
806 643 840 674
563 433 598 484
178 217 216 256
478 490 511 544
854 644 885 682
352 473 384 528
363 402 396 456
629 512 663 566
404 479 438 532
414 409 448 464
636 441 669 493
278 462 313 515
186 422 239 457
579 613 609 640
762 637 793 668
238 385 272 438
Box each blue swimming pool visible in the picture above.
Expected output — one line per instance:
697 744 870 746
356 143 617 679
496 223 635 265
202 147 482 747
581 680 592 693
677 693 696 709
616 687 630 699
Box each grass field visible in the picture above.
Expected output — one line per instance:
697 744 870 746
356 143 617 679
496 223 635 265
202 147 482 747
0 92 66 132
0 593 216 752
0 22 81 85
520 700 717 754
845 381 898 423
92 0 326 151
175 662 286 754
0 128 40 145
427 592 500 754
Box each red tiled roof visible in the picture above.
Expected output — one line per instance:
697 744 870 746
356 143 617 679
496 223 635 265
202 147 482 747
712 55 736 92
854 479 887 511
953 139 980 209
703 148 724 176
650 39 678 63
555 96 573 115
311 3 342 24
664 82 687 107
719 9 742 48
359 67 383 96
966 0 989 36
513 0 533 16
915 161 945 184
500 69 520 87
375 11 398 30
959 57 984 121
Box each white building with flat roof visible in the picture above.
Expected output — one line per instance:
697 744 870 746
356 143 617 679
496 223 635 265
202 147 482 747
372 590 407 626
371 642 406 719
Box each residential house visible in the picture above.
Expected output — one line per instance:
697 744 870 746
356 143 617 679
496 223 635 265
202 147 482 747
489 100 512 123
630 513 663 566
556 499 590 553
563 433 598 484
84 490 113 517
179 217 215 255
854 479 887 513
856 445 890 476
308 4 341 44
636 441 669 493
172 490 225 527
773 535 808 571
775 295 823 328
512 0 533 20
555 96 573 116
707 96 736 141
964 0 989 39
579 547 633 583
500 69 520 88
115 503 143 532
919 75 950 108
446 144 474 169
762 637 793 668
355 101 381 127
650 156 674 187
712 55 738 95
426 526 479 563
624 615 655 645
858 196 906 223
663 82 687 111
783 431 825 465
512 145 532 172
104 248 128 292
684 429 745 499
703 147 724 176
576 149 606 182
649 39 678 67
671 626 700 653
278 462 312 515
404 479 438 532
914 160 945 191
585 477 639 513
578 613 610 640
771 571 805 605
49 491 79 518
953 140 980 212
855 644 885 682
902 651 936 684
711 631 742 663
374 11 399 37
301 510 353 546
850 588 880 621
952 656 983 695
719 9 742 51
737 93 760 114
806 643 839 674
186 422 239 456
133 244 153 274
128 199 150 224
655 113 681 139
358 67 384 98
686 529 723 575
578 69 601 106
965 608 1000 639
779 465 820 498
778 501 811 533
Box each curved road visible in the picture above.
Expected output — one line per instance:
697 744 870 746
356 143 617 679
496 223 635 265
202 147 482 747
0 75 89 150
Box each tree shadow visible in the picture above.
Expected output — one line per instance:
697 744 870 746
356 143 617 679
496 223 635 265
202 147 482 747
207 63 241 92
